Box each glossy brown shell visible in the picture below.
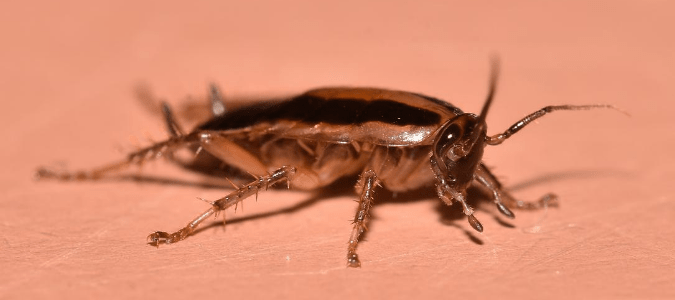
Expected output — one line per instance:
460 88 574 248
198 87 464 146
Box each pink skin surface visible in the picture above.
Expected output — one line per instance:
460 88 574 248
2 1 674 299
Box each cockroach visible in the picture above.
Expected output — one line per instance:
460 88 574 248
36 61 617 267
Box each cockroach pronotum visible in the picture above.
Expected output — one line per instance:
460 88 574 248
37 61 619 267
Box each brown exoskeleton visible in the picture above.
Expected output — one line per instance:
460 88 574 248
37 61 617 267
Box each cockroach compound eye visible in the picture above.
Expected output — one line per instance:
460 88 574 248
36 60 619 267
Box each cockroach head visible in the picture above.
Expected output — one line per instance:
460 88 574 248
432 113 487 187
430 59 498 190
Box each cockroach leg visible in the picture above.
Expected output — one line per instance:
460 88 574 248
346 169 379 268
439 187 485 232
475 162 558 211
197 131 269 178
36 133 200 181
161 102 185 138
502 192 559 210
147 166 296 246
467 214 483 232
430 155 484 233
485 104 620 146
209 83 226 117
458 194 483 232
474 164 515 218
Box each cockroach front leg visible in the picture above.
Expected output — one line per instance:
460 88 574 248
430 156 485 232
474 163 515 218
346 169 380 268
474 163 558 212
147 166 296 246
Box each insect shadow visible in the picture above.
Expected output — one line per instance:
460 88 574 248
99 166 628 246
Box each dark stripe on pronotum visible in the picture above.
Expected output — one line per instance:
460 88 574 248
199 95 443 130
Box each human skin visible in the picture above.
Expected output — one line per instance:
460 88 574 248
1 1 673 299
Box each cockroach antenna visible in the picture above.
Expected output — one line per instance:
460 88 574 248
478 57 500 124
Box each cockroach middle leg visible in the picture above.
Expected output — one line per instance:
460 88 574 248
346 169 380 268
147 166 296 246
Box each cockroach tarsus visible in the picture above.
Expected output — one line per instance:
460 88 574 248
36 61 620 267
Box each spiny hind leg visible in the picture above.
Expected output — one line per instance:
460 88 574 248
474 163 558 215
36 133 201 181
146 130 291 245
346 169 380 268
147 166 296 245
